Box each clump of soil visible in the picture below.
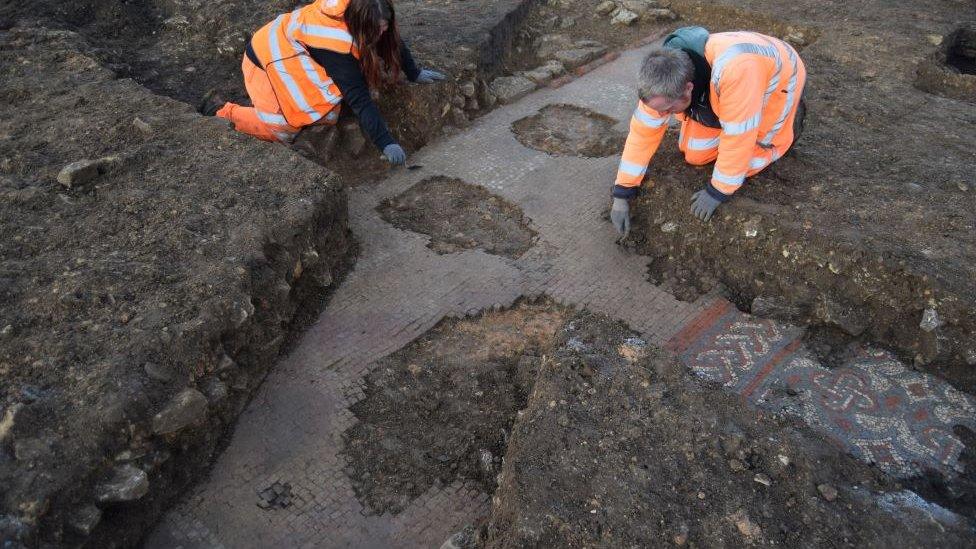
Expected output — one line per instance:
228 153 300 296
479 312 974 547
646 252 718 303
511 104 625 157
377 176 537 258
341 300 569 515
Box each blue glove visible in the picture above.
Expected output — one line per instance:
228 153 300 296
383 143 406 165
690 189 721 221
415 69 446 84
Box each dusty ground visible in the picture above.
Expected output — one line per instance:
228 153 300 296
625 0 976 393
479 311 974 547
377 177 537 258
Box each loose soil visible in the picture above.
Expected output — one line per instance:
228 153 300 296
511 104 626 157
377 176 537 259
479 311 974 547
341 300 569 515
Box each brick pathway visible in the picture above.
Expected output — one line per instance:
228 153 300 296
148 41 974 548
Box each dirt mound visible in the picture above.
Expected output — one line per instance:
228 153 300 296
0 27 351 547
511 103 626 157
341 301 568 515
377 176 537 258
480 312 974 547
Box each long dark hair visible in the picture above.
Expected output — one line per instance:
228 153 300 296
345 0 402 89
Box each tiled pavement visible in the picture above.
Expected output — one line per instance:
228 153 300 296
148 41 975 548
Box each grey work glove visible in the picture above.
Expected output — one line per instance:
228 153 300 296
383 143 406 165
690 189 722 222
610 197 631 237
415 69 446 84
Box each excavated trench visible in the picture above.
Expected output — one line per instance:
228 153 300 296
4 0 976 546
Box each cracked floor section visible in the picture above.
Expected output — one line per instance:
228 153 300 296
148 40 975 548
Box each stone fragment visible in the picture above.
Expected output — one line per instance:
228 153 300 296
459 80 476 98
595 0 617 15
151 388 208 435
919 308 942 332
0 403 21 442
132 117 152 134
57 156 120 189
553 45 607 69
751 296 803 321
815 297 868 336
817 483 839 502
621 0 656 13
95 464 149 502
611 9 639 25
927 34 943 46
661 221 677 233
645 8 678 20
754 473 772 486
730 510 761 540
535 33 574 59
520 60 565 85
68 505 102 535
489 76 536 104
202 377 229 405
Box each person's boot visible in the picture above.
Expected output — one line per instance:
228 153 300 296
198 89 226 117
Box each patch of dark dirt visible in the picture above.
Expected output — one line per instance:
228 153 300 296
947 25 976 75
511 103 625 157
378 176 537 258
478 312 975 547
624 0 976 394
341 300 569 515
0 27 353 548
646 250 718 303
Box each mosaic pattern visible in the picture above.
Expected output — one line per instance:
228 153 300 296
668 299 976 478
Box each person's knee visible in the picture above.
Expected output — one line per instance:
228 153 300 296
685 149 717 166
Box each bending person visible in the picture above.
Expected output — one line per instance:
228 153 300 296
202 0 444 165
611 26 806 234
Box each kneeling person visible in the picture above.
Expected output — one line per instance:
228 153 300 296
611 26 806 234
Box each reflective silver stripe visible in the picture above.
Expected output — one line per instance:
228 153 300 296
273 130 298 142
618 160 647 177
268 14 318 119
721 111 762 135
688 136 720 150
633 108 669 128
760 44 799 146
286 12 342 108
257 110 289 126
712 167 745 186
300 24 354 45
711 40 781 96
749 156 770 170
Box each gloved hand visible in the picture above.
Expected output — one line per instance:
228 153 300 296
610 197 631 237
415 69 446 84
690 189 722 221
383 143 406 165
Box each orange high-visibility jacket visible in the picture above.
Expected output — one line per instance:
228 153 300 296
615 31 804 197
250 0 361 128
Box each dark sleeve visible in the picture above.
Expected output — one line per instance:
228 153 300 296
400 40 421 82
307 47 395 151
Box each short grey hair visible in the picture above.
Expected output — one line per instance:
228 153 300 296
638 47 694 101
